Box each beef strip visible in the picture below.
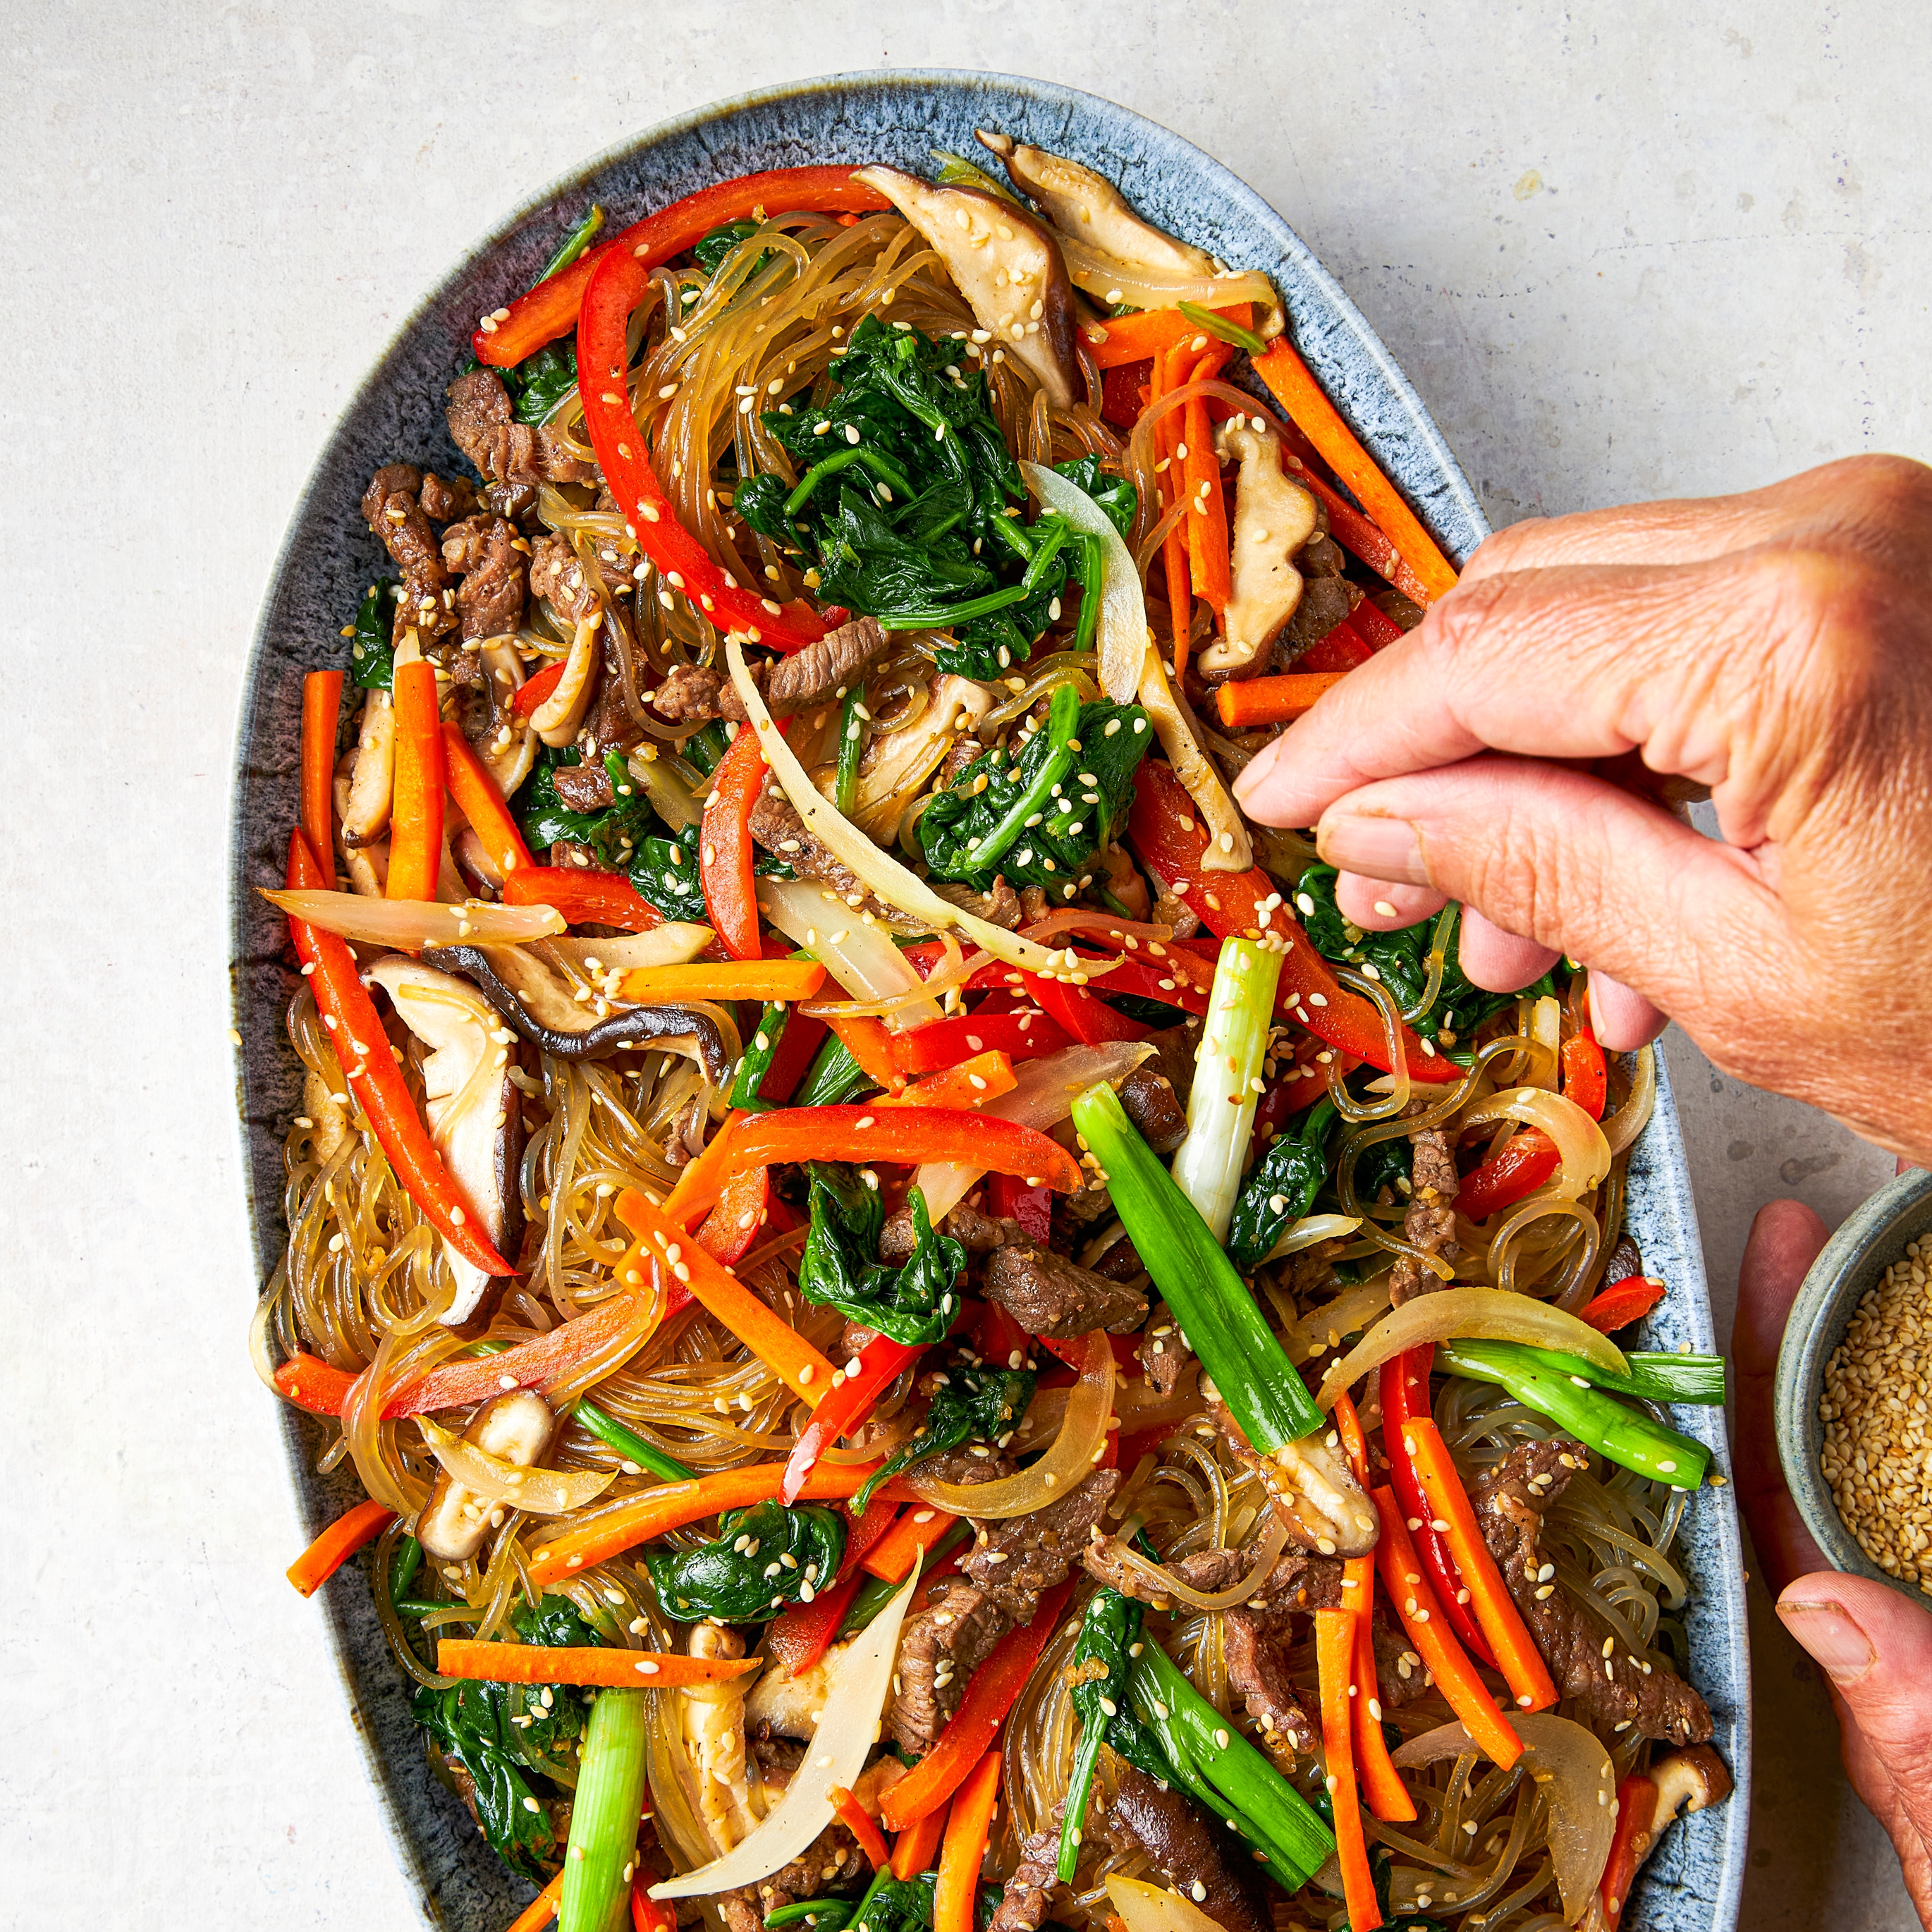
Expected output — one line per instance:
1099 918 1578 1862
361 463 457 642
982 1241 1148 1338
886 1577 1013 1754
928 876 1024 929
440 514 527 642
1103 1765 1271 1932
962 1469 1120 1620
747 783 905 926
652 663 733 723
1605 1233 1644 1283
764 615 888 712
551 762 617 812
420 471 478 522
1118 1060 1189 1155
1387 1125 1462 1307
528 532 604 623
1221 1608 1318 1757
723 1822 868 1932
988 1797 1067 1932
878 1197 1012 1268
1137 1306 1192 1396
585 606 649 754
1472 1440 1713 1744
446 367 599 489
1371 1603 1432 1708
934 731 985 790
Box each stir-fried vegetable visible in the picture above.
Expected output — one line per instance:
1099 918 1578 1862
644 1499 846 1620
863 1355 1037 1513
797 1168 967 1347
1228 1096 1336 1268
560 1684 653 1932
348 579 396 690
1058 1588 1143 1882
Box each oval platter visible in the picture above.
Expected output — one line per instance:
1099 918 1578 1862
227 68 1749 1932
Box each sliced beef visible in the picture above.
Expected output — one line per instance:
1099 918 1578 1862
1222 1608 1318 1756
887 1577 1011 1754
585 607 649 754
726 1822 867 1932
928 876 1024 929
765 615 888 713
879 1198 1012 1268
551 762 617 812
988 1798 1066 1932
935 732 986 791
361 463 457 642
982 1241 1148 1338
1472 1440 1713 1744
529 532 603 623
1103 1765 1271 1932
747 783 904 926
1371 1603 1431 1709
1387 1125 1462 1307
440 514 527 642
1606 1233 1644 1283
446 367 599 489
654 663 731 724
420 471 478 522
1137 1308 1192 1396
962 1469 1120 1620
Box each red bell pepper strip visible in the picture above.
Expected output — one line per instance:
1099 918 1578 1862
287 1498 393 1598
1296 616 1376 673
783 1330 924 1503
631 1881 675 1932
1579 1275 1668 1335
1314 1606 1382 1932
1378 1347 1497 1668
987 1171 1053 1246
1562 1030 1608 1120
1599 1772 1661 1929
825 1015 907 1091
1213 671 1347 731
473 167 893 369
831 1785 893 1871
699 723 768 959
731 1106 1082 1192
695 1164 771 1267
502 865 664 931
1456 1130 1560 1221
766 1495 901 1677
1057 950 1211 1020
575 241 825 649
879 1580 1072 1829
1101 358 1150 429
1347 601 1407 649
283 828 515 1277
300 670 342 872
510 659 567 719
1018 970 1151 1046
273 1352 359 1417
441 721 537 879
386 660 446 902
888 1010 1072 1075
1126 761 1452 1081
657 1111 748 1229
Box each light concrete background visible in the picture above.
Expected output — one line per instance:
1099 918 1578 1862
5 2 1922 1925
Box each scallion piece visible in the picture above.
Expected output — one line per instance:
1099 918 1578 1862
764 1904 855 1930
559 1686 651 1932
729 1001 792 1113
1504 1343 1726 1406
795 1030 872 1108
836 685 867 817
1168 936 1285 1240
539 202 606 283
469 1339 696 1483
1070 1081 1322 1451
1176 300 1268 355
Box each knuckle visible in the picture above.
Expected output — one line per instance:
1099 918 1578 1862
1837 451 1932 528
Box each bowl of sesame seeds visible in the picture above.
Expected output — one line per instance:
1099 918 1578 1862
1775 1169 1932 1597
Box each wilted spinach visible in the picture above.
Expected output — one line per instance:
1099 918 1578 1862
644 1500 845 1621
500 340 580 426
693 218 767 276
797 1166 965 1347
518 747 654 872
855 1355 1037 1511
1228 1098 1338 1271
348 579 397 690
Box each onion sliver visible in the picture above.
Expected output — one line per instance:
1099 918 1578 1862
1107 1875 1230 1932
650 1560 922 1897
265 889 564 951
727 640 1089 980
908 1331 1114 1517
417 1417 615 1515
1314 1285 1628 1410
1461 1086 1612 1201
1601 1044 1657 1156
759 878 942 1029
1281 1276 1393 1365
546 927 714 972
1393 1712 1616 1923
1095 1509 1290 1611
1020 458 1149 705
1136 643 1252 872
1264 1213 1362 1264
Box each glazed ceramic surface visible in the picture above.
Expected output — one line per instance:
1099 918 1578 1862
1775 1169 1932 1603
227 69 1749 1931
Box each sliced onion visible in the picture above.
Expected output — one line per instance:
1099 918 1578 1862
1020 458 1149 704
908 1332 1114 1517
1462 1087 1612 1201
1314 1285 1629 1410
1058 230 1282 334
531 614 601 746
546 927 714 972
1264 1213 1362 1264
651 1560 922 1897
264 888 563 951
628 747 704 831
912 1041 1152 1220
1096 1508 1290 1610
1281 1278 1393 1366
758 879 942 1030
1107 1875 1230 1932
1020 912 1176 950
1136 644 1252 873
1392 1713 1617 1922
1601 1044 1657 1156
1526 996 1563 1091
417 1416 615 1515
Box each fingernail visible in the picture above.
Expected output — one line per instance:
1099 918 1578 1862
1779 1597 1877 1682
1316 812 1428 886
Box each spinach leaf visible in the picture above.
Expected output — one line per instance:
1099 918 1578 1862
1228 1098 1338 1271
1052 454 1138 539
855 1356 1037 1511
1057 1587 1144 1879
349 580 397 690
1354 1132 1412 1206
643 1500 844 1622
917 681 1151 896
410 1598 601 1882
503 341 580 427
630 821 711 924
694 219 765 275
519 748 654 869
797 1167 965 1347
793 1031 874 1108
537 203 604 282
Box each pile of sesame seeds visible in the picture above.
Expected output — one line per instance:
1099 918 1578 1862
1820 1237 1932 1589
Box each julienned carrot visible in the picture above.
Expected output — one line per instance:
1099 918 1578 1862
510 1870 565 1932
441 722 536 878
386 660 445 902
879 1582 1070 1830
831 1784 892 1870
503 865 665 932
891 1799 948 1879
935 1751 1002 1932
1315 1608 1382 1932
1213 671 1348 730
526 1460 900 1586
1251 338 1458 604
864 1504 960 1582
615 1187 836 1408
730 1107 1083 1193
1083 303 1254 368
618 959 826 1004
657 1111 747 1230
826 1015 906 1092
879 1051 1017 1112
436 1641 759 1688
301 671 343 872
1156 342 1193 666
1181 343 1234 617
1371 1488 1523 1768
1402 1419 1558 1713
287 1498 394 1597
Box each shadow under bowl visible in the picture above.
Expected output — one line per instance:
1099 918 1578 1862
1775 1168 1932 1600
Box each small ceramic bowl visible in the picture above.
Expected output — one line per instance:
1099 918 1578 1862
1775 1168 1932 1598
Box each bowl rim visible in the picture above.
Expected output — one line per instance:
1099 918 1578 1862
1774 1167 1932 1597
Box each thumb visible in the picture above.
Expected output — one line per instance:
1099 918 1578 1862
1310 752 1783 1052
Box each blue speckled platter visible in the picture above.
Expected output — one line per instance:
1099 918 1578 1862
227 69 1748 1932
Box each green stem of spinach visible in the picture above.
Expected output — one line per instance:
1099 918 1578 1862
728 1001 791 1113
948 681 1082 876
682 721 732 777
795 1030 874 1108
391 1534 422 1605
838 1520 974 1638
540 204 607 283
879 515 1070 629
1069 534 1103 656
468 1340 696 1484
785 446 919 518
836 685 867 816
1175 300 1267 355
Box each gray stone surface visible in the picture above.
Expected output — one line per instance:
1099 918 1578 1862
5 4 1924 1928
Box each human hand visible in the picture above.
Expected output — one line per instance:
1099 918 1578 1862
1734 1198 1932 1925
1230 455 1932 1162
